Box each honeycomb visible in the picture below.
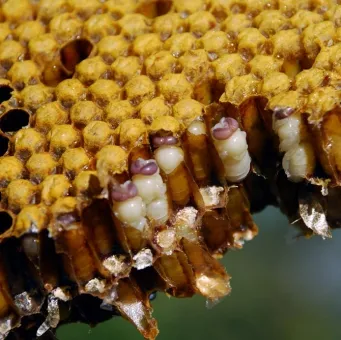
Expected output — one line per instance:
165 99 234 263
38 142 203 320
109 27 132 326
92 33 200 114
0 0 340 339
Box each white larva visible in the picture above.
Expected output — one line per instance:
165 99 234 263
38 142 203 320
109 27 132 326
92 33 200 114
282 142 316 183
211 118 251 183
132 172 167 204
113 196 147 231
146 198 169 225
272 114 301 152
214 129 249 159
131 161 170 225
154 145 184 174
272 111 316 182
187 120 207 135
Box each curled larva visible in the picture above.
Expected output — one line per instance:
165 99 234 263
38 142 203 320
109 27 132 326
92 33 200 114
272 113 302 153
154 145 184 175
272 108 316 182
282 142 316 183
211 117 251 183
153 137 191 206
187 120 207 136
131 158 169 225
110 181 147 231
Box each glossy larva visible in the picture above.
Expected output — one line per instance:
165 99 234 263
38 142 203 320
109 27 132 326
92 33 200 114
154 145 185 174
113 196 147 231
132 173 167 204
146 198 169 225
131 159 169 225
282 142 316 183
187 120 207 135
211 117 251 182
272 113 301 152
272 109 316 182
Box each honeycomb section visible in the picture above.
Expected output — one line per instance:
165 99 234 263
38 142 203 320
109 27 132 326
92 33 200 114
0 0 339 339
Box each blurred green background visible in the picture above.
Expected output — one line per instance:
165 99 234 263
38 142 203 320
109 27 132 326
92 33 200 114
57 206 341 340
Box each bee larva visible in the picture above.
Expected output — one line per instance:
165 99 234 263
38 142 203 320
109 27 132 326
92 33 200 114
272 107 316 182
131 158 169 225
153 136 192 206
211 117 251 183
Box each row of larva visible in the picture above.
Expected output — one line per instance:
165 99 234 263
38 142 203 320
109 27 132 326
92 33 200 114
272 108 316 183
109 115 252 234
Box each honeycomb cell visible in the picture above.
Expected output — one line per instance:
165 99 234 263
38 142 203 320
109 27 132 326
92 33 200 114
72 170 101 197
0 109 30 133
222 14 252 38
254 10 291 37
248 55 283 78
179 49 210 83
212 54 247 82
104 0 137 19
132 33 164 58
290 10 323 31
125 75 156 107
157 73 193 103
35 101 69 133
152 13 187 41
172 99 204 128
0 41 26 72
95 145 128 182
105 100 137 128
55 79 87 108
302 21 336 61
164 32 197 57
37 0 70 24
40 174 71 205
6 180 37 213
70 101 103 128
271 29 303 59
89 80 122 108
139 97 171 124
14 22 46 46
84 14 120 43
14 128 46 161
83 121 113 153
28 34 59 67
49 13 83 44
119 14 151 40
111 56 142 85
67 0 102 20
294 68 328 94
199 31 235 59
15 205 49 235
261 72 291 97
75 56 110 85
145 51 177 80
8 61 41 91
116 119 148 150
60 148 90 178
0 156 24 188
173 0 209 15
20 84 54 112
26 153 58 183
48 124 81 158
2 0 34 24
237 27 270 60
188 11 217 37
97 36 131 64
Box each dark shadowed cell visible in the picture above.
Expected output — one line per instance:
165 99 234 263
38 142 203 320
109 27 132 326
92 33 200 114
0 109 29 133
0 211 12 234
